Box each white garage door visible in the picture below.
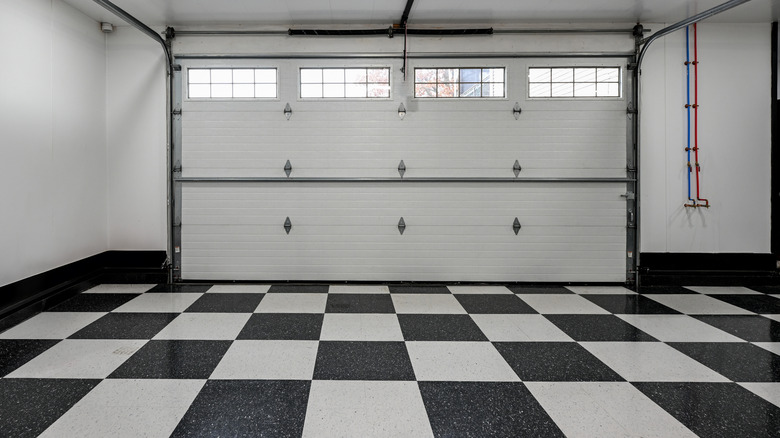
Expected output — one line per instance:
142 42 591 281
175 57 631 282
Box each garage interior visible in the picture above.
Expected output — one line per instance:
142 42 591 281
1 0 779 436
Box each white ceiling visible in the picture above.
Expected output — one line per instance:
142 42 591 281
63 0 779 27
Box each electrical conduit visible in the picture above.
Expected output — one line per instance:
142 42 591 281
685 26 697 207
693 23 710 207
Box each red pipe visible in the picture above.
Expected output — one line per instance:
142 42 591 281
693 23 710 207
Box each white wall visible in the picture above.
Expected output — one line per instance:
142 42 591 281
106 27 167 250
640 23 771 253
0 0 107 287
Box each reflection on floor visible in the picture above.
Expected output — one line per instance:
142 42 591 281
1 283 779 437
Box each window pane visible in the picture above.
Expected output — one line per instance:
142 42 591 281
323 83 345 98
574 82 596 97
437 68 458 83
597 82 620 97
551 82 573 97
233 84 254 97
344 68 367 83
597 68 620 82
437 83 458 97
415 69 436 83
323 69 345 83
189 84 210 98
551 68 573 82
459 83 481 97
529 68 550 82
482 83 504 98
300 69 322 83
211 83 232 98
211 69 232 83
574 68 596 82
255 69 276 83
232 69 254 83
255 84 276 98
367 83 390 98
483 68 504 82
368 68 389 82
188 69 210 83
301 84 322 98
345 83 367 97
529 83 551 97
460 69 481 83
415 83 436 98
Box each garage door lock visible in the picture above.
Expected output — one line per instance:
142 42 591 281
398 217 406 235
513 218 522 235
284 217 292 234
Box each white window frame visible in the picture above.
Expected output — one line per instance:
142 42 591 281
298 67 392 100
186 67 278 100
413 67 507 99
527 66 622 100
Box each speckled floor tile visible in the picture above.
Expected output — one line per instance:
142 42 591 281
254 293 327 313
237 313 323 340
83 284 156 294
566 286 636 295
470 315 573 341
210 340 318 380
7 339 145 379
685 286 762 295
39 379 205 438
545 315 657 342
112 293 202 313
581 342 730 382
525 382 696 438
303 381 433 438
69 313 179 339
320 314 403 341
398 314 487 341
152 313 251 340
0 378 100 438
634 382 780 438
49 294 140 312
418 381 564 437
327 285 390 294
709 295 780 315
692 315 780 342
406 341 519 382
638 286 696 295
146 284 213 293
0 340 60 377
267 284 330 294
669 342 780 382
447 285 513 294
184 293 264 313
454 294 538 314
0 312 105 339
171 380 310 437
109 340 231 379
494 342 623 382
739 382 780 408
313 341 415 381
391 294 466 314
515 294 610 314
325 294 395 313
582 294 680 314
206 284 270 293
643 294 755 315
616 315 743 342
507 285 574 294
388 285 450 294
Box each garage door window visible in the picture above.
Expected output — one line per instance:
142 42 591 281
414 68 505 98
528 67 620 98
300 68 391 98
187 68 277 99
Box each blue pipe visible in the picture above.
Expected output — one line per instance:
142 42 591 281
685 26 694 205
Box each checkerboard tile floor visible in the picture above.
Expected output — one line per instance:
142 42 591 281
1 284 779 437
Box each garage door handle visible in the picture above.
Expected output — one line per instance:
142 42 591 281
284 160 292 177
513 217 522 235
284 217 292 234
398 160 406 178
398 217 406 235
513 160 522 177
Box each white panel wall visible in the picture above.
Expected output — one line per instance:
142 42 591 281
640 23 771 253
106 26 167 250
0 0 107 287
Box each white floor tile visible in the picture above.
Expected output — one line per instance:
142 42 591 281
302 381 433 438
0 312 106 339
516 294 610 314
525 382 696 438
406 341 519 381
328 285 389 294
39 379 205 438
207 284 270 293
112 293 202 313
762 314 780 322
320 314 403 341
447 286 513 294
617 315 743 342
83 284 156 294
470 314 573 342
581 342 730 382
738 383 780 408
391 294 466 314
210 340 318 380
684 286 762 295
6 339 145 379
152 313 251 340
752 342 780 356
644 294 754 315
255 294 327 313
565 286 636 295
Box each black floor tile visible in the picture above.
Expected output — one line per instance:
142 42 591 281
398 314 487 341
325 294 395 313
710 295 780 315
638 286 697 295
184 293 264 313
313 341 415 380
108 340 232 379
237 313 323 340
692 315 780 342
581 294 681 314
545 314 658 342
0 340 59 377
48 293 139 312
0 378 100 438
388 285 450 294
68 313 179 339
507 285 573 294
418 381 565 438
171 380 310 438
634 382 780 438
494 342 624 381
267 284 329 294
147 284 213 293
669 342 780 382
748 285 780 294
454 294 538 314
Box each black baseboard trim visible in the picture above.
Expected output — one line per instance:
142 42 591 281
0 251 167 331
639 252 780 286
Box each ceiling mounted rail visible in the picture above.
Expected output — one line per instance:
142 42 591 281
91 0 171 69
174 28 635 37
174 52 634 60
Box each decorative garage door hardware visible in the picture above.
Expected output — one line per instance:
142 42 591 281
397 217 406 235
513 103 522 120
284 160 292 177
513 160 522 177
513 218 522 235
284 217 292 234
284 103 292 120
398 161 406 178
280 216 523 236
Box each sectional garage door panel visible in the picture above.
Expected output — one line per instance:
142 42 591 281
180 183 626 282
